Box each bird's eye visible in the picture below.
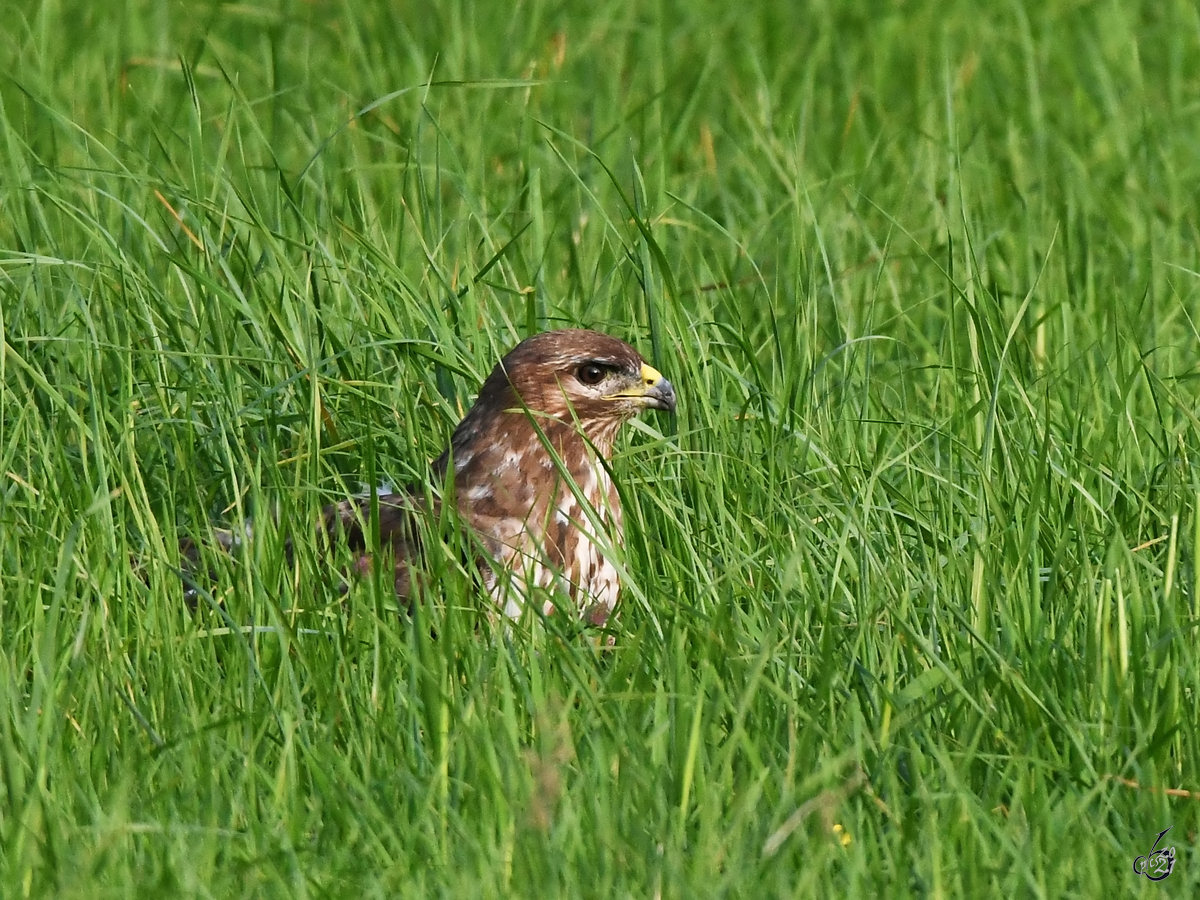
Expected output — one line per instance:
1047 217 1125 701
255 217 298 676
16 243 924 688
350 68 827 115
577 363 607 386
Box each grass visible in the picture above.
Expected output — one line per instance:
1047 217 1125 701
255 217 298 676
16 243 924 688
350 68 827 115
2 0 1200 895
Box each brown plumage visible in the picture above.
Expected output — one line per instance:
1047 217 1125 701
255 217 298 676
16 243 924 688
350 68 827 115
187 329 676 625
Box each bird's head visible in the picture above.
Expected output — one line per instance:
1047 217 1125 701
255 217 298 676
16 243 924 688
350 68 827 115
438 329 675 479
493 329 675 437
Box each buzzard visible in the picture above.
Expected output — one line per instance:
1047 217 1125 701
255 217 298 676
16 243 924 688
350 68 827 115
187 329 676 626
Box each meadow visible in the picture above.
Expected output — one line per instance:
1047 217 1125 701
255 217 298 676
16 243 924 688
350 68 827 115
2 0 1200 895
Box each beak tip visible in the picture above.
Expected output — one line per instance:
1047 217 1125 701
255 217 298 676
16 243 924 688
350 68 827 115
647 378 677 413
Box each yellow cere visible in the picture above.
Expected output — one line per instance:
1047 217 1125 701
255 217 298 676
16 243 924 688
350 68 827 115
639 363 664 387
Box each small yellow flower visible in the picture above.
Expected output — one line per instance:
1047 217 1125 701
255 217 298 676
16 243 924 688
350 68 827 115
832 823 852 847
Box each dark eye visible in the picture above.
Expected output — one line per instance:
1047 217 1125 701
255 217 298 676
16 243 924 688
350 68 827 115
577 363 607 386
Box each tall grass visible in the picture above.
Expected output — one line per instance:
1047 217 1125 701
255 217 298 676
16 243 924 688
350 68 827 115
2 0 1199 895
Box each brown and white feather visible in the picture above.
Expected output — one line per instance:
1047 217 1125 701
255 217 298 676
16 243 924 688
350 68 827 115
191 329 675 626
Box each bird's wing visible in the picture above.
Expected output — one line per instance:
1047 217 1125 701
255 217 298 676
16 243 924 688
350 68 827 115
319 489 441 598
179 487 442 602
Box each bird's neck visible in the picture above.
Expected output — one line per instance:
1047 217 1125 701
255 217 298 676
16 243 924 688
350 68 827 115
438 409 620 522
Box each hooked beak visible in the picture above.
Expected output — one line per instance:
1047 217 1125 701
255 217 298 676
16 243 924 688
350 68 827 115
640 363 677 413
612 362 676 413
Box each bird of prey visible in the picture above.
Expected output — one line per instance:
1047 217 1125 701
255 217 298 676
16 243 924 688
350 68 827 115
186 329 676 626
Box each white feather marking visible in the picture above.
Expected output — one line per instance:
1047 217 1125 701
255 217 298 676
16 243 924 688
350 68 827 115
497 450 522 473
466 484 492 501
226 519 255 549
355 482 396 496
